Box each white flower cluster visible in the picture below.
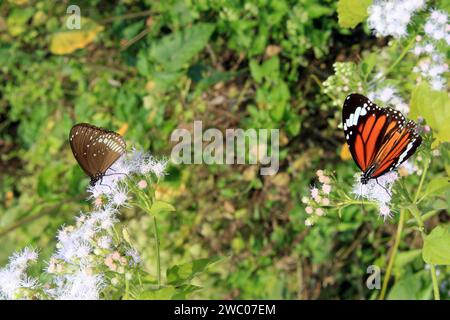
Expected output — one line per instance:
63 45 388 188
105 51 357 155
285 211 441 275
367 0 426 38
412 17 449 91
0 247 39 299
398 160 420 176
416 55 447 86
322 62 364 106
0 149 165 300
352 171 398 220
49 269 105 300
368 86 410 114
424 10 450 44
302 170 333 227
88 149 167 205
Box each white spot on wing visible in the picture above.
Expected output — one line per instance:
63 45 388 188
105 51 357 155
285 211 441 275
349 113 354 127
353 107 362 126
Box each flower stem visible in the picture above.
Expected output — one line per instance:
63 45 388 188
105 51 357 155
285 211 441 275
379 208 405 300
408 158 440 300
430 265 440 300
124 276 130 300
413 157 429 203
310 74 337 101
409 205 440 300
372 36 415 85
153 215 161 288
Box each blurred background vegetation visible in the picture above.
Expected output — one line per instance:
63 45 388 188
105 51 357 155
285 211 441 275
0 0 448 299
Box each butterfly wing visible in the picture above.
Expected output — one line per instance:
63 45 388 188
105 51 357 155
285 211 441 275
371 120 422 178
342 93 422 178
69 123 126 181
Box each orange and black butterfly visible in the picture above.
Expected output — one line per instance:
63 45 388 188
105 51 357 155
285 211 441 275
69 123 126 185
343 93 422 184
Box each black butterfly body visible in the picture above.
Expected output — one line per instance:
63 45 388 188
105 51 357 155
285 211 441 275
69 123 126 185
342 94 422 184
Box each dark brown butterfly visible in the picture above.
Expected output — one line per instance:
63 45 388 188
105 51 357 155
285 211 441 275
69 123 126 185
343 93 422 184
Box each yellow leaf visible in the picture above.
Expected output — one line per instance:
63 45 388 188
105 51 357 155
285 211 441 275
4 191 14 207
50 21 103 55
271 172 291 187
340 143 352 160
8 0 29 5
117 123 129 136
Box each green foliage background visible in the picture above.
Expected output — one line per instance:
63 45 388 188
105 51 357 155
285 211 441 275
0 0 449 299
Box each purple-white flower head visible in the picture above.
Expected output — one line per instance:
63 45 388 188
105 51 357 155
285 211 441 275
150 159 168 178
109 154 133 177
125 249 141 266
90 207 117 229
368 86 409 114
0 247 40 299
97 236 112 250
379 204 393 220
424 9 449 43
0 268 22 300
412 52 447 91
87 183 112 199
8 247 38 271
398 160 418 176
53 268 104 300
109 185 129 208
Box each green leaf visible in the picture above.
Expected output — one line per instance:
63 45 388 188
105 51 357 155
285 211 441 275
150 23 215 72
421 177 450 200
286 116 301 136
337 0 372 28
393 249 421 277
136 49 150 76
167 256 221 285
7 8 35 36
410 82 450 147
172 285 202 299
262 57 280 80
151 71 184 89
387 271 432 300
305 3 334 19
150 201 176 215
422 225 450 265
249 59 263 83
138 286 176 300
250 57 281 83
361 52 377 80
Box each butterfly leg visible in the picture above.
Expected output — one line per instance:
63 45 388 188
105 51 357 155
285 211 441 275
375 178 392 198
99 182 113 191
97 176 113 191
102 172 131 180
